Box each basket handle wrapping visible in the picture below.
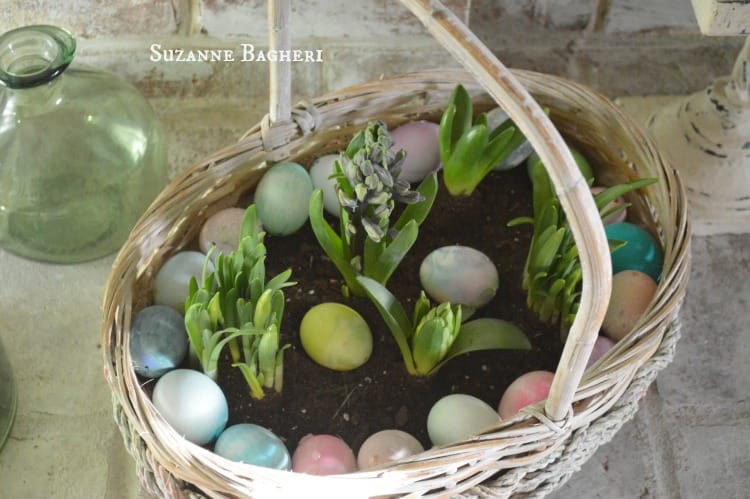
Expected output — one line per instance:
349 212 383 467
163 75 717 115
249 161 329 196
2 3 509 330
266 0 613 422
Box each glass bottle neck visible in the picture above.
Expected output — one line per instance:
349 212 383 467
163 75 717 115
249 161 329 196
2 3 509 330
0 25 76 90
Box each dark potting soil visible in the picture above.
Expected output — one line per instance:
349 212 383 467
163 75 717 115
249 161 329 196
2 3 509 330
214 165 564 454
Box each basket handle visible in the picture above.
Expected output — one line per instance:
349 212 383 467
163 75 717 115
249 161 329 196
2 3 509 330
265 0 612 422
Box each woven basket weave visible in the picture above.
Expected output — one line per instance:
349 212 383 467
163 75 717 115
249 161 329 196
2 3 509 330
101 1 691 497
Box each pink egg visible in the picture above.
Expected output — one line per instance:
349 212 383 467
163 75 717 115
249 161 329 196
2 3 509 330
357 429 423 470
591 186 627 225
292 434 357 475
390 121 441 184
498 370 555 419
602 270 657 341
585 335 615 369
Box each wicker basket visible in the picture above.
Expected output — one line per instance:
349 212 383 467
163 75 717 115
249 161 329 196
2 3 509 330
101 0 691 497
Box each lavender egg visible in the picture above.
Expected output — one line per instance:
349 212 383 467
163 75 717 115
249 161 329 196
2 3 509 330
199 207 259 257
486 108 533 171
152 369 228 445
390 121 441 183
130 305 188 378
153 251 213 312
309 154 342 217
214 424 291 470
420 245 498 309
357 430 423 470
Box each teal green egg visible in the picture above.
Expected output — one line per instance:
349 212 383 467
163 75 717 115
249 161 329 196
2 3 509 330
254 162 314 236
214 424 291 470
605 222 663 282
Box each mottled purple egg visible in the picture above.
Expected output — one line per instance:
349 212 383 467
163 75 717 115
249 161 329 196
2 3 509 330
130 305 188 378
390 121 441 183
586 335 616 369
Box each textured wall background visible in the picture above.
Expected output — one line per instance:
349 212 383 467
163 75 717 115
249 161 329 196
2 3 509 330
2 0 744 172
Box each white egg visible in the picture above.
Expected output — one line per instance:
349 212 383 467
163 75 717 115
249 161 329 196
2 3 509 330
420 245 499 309
427 394 501 446
309 154 342 217
153 251 213 312
152 369 228 445
486 108 533 171
390 121 441 183
357 429 423 470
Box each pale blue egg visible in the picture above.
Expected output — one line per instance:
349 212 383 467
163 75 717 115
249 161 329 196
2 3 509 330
309 155 341 217
130 305 188 378
255 162 314 236
419 245 498 308
214 424 291 470
153 251 213 312
152 369 228 445
486 108 533 171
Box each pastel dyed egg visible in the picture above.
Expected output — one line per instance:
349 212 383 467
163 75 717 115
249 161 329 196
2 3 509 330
486 108 533 171
214 424 291 470
586 335 616 369
605 222 663 282
130 305 188 378
199 207 261 257
390 121 441 183
292 434 358 475
420 245 498 309
602 270 658 341
427 394 501 446
153 251 213 311
254 162 314 236
309 154 342 217
590 186 627 225
300 303 373 371
152 369 228 445
357 429 424 470
498 370 555 419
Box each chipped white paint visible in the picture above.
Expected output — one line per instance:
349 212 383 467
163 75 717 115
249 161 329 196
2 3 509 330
648 35 750 235
691 0 750 35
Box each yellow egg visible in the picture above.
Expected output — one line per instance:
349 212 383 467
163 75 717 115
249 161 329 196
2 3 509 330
300 303 373 371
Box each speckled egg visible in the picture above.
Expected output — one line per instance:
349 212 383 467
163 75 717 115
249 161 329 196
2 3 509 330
300 303 373 371
486 107 533 171
605 222 663 282
130 305 188 378
199 207 261 257
497 370 555 420
420 245 498 309
427 394 501 446
152 369 228 445
214 424 291 470
390 121 441 183
357 429 424 470
309 154 342 217
254 162 314 236
153 251 213 311
292 434 358 475
591 186 627 225
602 270 658 341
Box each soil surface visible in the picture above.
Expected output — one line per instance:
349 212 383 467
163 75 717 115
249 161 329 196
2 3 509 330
214 166 564 454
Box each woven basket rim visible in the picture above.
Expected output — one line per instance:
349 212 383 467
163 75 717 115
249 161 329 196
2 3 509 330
102 67 691 498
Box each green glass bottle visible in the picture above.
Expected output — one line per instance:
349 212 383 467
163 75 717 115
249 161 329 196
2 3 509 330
0 337 15 453
0 25 167 263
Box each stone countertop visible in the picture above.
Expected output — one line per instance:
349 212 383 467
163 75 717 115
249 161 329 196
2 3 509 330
0 97 748 498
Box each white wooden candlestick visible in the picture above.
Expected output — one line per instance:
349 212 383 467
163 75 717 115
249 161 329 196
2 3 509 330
647 0 750 235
